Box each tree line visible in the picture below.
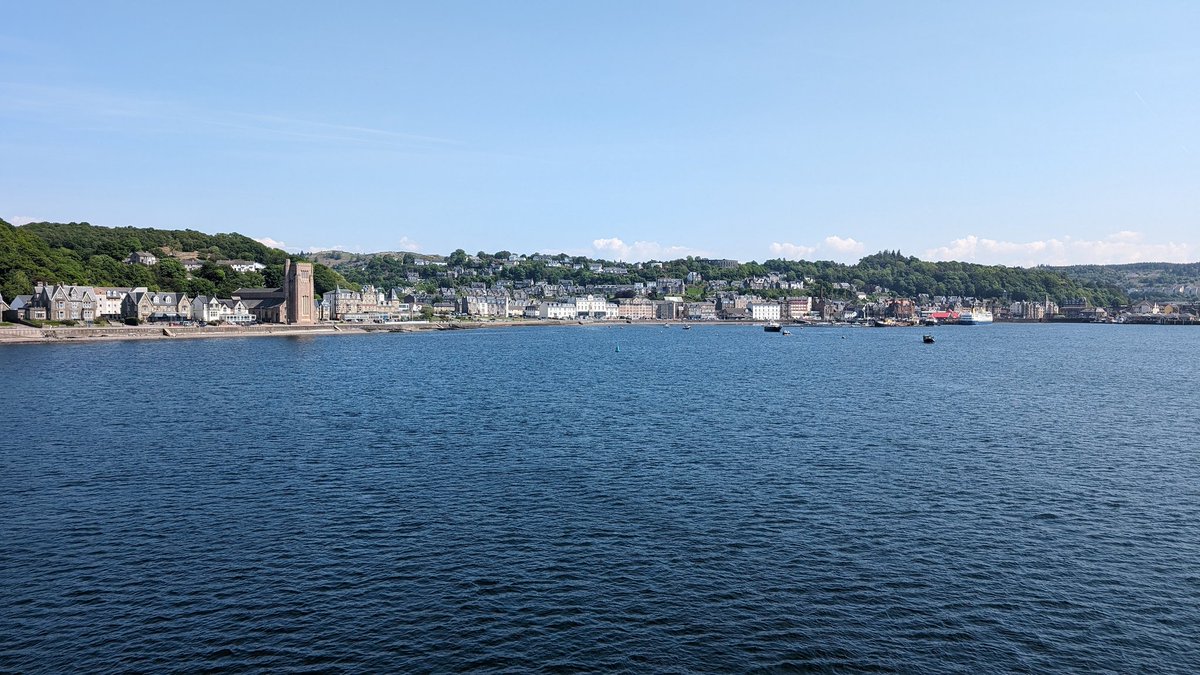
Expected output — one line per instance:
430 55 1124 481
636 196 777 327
332 248 1128 306
1 219 1129 307
0 219 350 301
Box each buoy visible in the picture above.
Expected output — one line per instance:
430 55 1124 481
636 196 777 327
615 344 621 352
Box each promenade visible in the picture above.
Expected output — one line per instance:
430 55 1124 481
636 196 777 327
0 320 566 345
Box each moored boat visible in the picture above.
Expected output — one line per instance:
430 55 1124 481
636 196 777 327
958 309 994 325
764 322 783 332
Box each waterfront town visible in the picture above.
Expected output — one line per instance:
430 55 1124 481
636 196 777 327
3 249 1197 330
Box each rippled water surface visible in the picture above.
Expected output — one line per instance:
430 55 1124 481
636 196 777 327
3 323 1199 672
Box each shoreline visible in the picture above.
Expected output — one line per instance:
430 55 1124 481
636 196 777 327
0 320 563 345
1 317 1193 346
0 319 676 345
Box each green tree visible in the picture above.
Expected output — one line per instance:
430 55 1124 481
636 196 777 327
1 269 30 302
154 258 188 291
312 263 354 295
184 277 218 298
86 255 126 286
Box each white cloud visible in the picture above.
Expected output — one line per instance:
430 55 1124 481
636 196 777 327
823 235 865 253
767 235 866 261
252 237 364 254
396 236 421 252
591 237 706 261
924 231 1194 266
769 242 818 259
253 236 289 249
305 244 356 253
9 216 38 226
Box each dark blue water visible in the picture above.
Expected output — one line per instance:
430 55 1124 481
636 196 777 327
3 324 1199 672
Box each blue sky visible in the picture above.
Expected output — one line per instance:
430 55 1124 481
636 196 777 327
2 1 1198 264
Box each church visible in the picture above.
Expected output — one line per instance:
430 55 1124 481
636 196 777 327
233 259 316 324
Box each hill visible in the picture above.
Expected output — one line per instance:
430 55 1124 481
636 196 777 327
0 219 351 300
1049 262 1200 301
309 249 439 271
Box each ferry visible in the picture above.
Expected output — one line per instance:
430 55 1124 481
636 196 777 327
958 309 994 325
764 322 783 332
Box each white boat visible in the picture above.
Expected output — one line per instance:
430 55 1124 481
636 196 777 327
958 309 994 325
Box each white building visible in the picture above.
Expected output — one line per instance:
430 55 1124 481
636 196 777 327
748 301 781 321
573 295 617 319
538 302 577 320
193 296 254 324
94 287 135 318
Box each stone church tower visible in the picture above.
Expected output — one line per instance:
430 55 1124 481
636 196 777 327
284 259 316 325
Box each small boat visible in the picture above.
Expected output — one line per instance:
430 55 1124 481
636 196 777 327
764 322 783 332
683 324 692 330
781 329 791 336
923 334 935 343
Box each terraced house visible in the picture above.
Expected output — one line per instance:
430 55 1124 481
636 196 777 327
32 283 98 322
122 290 191 322
94 287 135 319
192 296 253 324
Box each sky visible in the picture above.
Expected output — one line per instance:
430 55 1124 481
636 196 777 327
2 1 1198 265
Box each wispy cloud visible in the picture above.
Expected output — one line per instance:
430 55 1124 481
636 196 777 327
0 81 459 151
239 113 458 146
0 81 169 117
396 236 422 252
924 231 1194 265
9 216 39 226
591 237 707 262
